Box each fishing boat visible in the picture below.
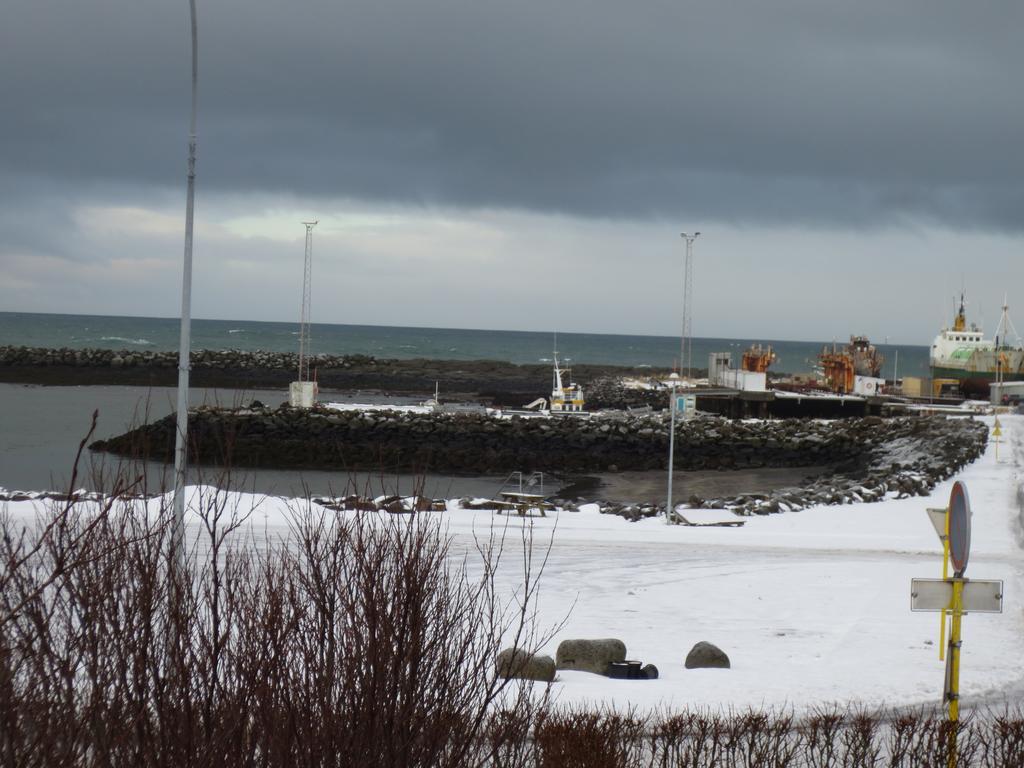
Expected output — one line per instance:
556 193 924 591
930 295 1024 393
550 346 585 412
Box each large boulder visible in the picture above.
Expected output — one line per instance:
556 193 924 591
496 648 556 682
555 638 627 675
685 641 730 669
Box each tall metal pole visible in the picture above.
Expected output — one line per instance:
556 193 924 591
665 374 679 525
297 221 317 382
680 232 700 380
172 0 199 560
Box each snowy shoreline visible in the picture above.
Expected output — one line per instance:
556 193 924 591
3 413 1019 713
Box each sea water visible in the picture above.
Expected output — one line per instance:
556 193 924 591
0 383 820 499
0 312 925 495
0 311 930 379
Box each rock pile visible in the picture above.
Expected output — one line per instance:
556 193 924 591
586 377 670 411
0 345 375 371
0 489 106 503
87 407 987 518
7 414 990 523
0 345 634 402
90 406 876 475
588 416 987 519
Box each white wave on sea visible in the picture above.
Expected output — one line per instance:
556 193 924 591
99 336 153 346
228 329 245 334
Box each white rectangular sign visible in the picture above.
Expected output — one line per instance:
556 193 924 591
910 578 1003 613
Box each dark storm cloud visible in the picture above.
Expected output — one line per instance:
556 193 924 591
3 0 1023 228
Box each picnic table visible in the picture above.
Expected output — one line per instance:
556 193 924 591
493 491 554 517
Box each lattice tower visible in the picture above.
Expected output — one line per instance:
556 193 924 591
680 232 700 379
298 220 317 382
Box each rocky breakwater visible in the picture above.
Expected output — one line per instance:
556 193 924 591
0 345 648 401
94 406 894 476
0 345 377 370
662 416 987 517
585 377 670 411
0 345 377 386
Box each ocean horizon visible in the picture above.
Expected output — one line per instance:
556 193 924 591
0 310 931 378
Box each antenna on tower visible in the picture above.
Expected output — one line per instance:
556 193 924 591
679 232 701 380
290 220 319 407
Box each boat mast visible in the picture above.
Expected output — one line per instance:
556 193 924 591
552 333 563 394
995 296 1022 349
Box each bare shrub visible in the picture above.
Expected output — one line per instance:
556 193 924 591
533 706 648 768
0 456 551 766
886 708 980 768
650 710 728 767
804 706 845 767
977 707 1024 768
837 709 882 768
729 709 800 768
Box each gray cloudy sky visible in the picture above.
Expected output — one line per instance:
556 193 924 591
1 0 1022 344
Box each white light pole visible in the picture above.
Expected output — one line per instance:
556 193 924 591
679 232 701 380
665 372 680 525
172 0 199 562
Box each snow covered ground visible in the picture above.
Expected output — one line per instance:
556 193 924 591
322 401 436 414
3 414 1021 714
505 413 1022 714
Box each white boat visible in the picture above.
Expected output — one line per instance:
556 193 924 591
421 381 442 411
550 345 585 412
930 294 1024 389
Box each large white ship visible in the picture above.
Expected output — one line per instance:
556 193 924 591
930 295 1024 389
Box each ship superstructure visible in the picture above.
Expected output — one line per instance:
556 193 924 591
550 346 585 412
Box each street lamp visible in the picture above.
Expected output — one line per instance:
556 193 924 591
665 372 680 525
172 0 199 563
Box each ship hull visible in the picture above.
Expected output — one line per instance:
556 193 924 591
930 366 1024 382
930 345 1024 379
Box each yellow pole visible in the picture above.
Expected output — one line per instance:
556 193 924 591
946 578 964 768
948 579 963 721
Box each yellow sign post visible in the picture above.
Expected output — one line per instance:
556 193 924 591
946 579 964 722
992 417 1002 462
911 481 1007 768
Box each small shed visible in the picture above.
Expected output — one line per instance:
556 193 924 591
990 381 1024 406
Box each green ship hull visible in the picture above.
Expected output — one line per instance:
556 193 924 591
930 366 1024 382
